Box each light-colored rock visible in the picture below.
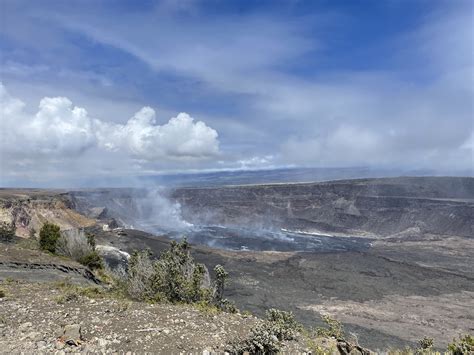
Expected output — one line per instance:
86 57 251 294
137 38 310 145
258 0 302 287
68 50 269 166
63 324 82 346
19 321 33 331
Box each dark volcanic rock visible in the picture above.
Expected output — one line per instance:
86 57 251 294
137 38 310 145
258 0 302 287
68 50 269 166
172 177 474 238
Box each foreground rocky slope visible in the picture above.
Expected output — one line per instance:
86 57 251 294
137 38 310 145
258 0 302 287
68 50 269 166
0 281 264 353
0 244 349 354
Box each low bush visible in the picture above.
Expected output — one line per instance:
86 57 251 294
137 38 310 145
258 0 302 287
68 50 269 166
265 308 302 341
447 334 474 355
39 222 60 253
0 221 15 242
56 229 102 270
126 249 155 300
418 336 434 350
0 289 5 298
316 314 344 339
54 280 105 304
151 239 210 303
228 308 302 353
78 251 102 269
118 239 235 311
124 239 212 303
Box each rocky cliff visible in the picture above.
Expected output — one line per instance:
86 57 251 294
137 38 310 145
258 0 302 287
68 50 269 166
172 177 474 238
0 190 95 238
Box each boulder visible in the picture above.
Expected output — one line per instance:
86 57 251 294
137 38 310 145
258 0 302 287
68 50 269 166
62 324 82 346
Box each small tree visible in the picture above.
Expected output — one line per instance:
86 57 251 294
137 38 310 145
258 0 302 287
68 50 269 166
39 222 61 253
127 249 155 300
86 232 96 249
213 264 228 303
0 221 15 242
212 264 236 311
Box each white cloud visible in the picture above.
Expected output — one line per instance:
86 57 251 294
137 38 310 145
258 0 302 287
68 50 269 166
1 84 96 156
237 155 275 170
0 82 219 161
97 107 219 160
31 97 96 155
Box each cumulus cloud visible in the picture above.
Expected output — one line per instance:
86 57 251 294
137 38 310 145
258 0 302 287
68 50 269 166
31 97 96 155
97 108 219 160
0 82 219 161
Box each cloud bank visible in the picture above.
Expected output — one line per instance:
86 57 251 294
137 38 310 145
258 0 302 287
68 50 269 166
0 83 219 161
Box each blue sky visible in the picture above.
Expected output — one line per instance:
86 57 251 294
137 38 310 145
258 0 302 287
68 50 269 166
0 0 473 186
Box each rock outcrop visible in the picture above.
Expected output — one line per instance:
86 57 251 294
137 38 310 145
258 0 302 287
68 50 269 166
172 177 474 238
0 190 94 238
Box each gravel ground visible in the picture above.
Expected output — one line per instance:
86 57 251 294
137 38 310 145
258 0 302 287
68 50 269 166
0 281 317 354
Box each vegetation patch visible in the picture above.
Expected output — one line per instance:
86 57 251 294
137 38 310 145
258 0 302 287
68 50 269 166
447 334 474 355
316 314 345 339
39 222 61 253
0 221 15 243
56 228 103 270
113 239 235 312
54 279 105 304
227 308 302 353
417 336 434 351
38 223 103 270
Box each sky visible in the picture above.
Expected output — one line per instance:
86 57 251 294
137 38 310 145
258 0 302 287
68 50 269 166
0 0 473 186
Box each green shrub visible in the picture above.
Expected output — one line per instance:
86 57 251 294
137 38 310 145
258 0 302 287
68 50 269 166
0 289 5 298
153 239 205 303
120 239 235 312
213 264 228 302
447 334 474 355
212 264 237 312
39 222 60 253
86 232 96 249
56 229 102 269
124 239 212 304
316 315 344 339
126 249 155 300
231 321 282 354
217 298 238 313
0 221 15 242
78 251 103 270
418 336 434 350
227 308 302 353
265 308 302 341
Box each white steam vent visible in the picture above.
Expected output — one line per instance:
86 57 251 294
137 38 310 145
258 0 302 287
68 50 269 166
135 188 193 232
